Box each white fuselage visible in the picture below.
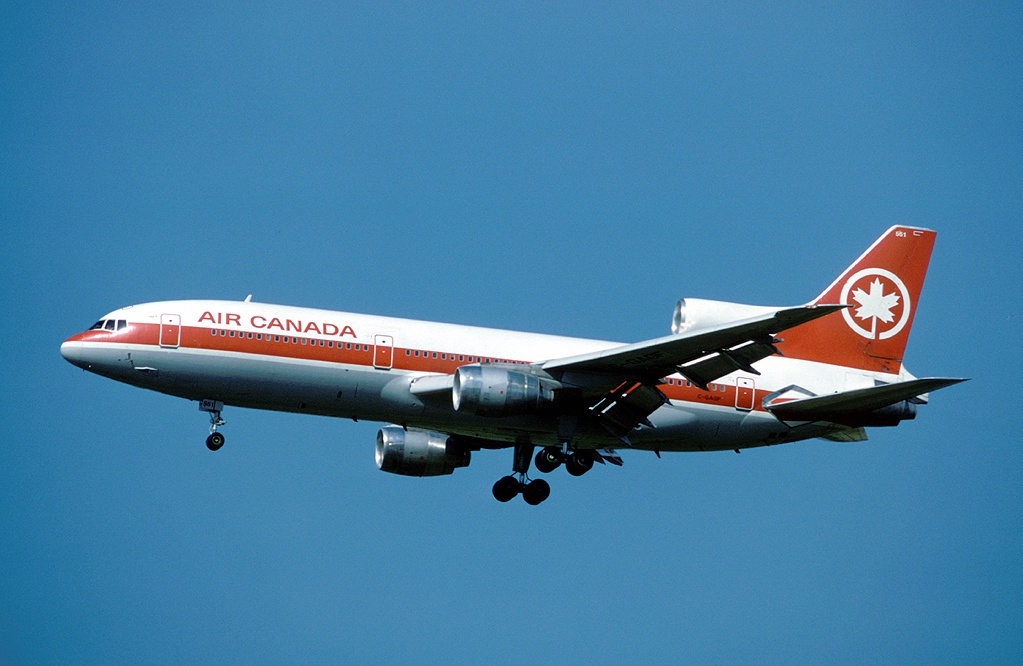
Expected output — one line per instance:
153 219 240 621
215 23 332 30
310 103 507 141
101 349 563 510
61 299 903 453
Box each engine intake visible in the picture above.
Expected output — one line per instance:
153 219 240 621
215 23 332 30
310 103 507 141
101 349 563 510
375 426 470 477
672 298 781 334
452 364 557 417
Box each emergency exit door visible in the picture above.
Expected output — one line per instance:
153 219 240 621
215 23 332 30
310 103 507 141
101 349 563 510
159 314 181 348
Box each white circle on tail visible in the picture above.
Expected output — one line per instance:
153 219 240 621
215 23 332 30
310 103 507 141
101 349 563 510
839 268 912 340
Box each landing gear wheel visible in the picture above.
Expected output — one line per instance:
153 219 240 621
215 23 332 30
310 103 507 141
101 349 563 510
522 479 551 505
566 450 595 476
534 446 563 474
492 475 521 502
206 432 225 451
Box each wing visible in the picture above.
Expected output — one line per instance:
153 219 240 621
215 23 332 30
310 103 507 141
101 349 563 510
543 304 845 384
542 304 847 440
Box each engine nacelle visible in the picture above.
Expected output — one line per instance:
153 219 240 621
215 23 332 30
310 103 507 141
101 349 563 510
452 364 557 417
672 298 782 335
846 400 918 427
375 426 470 477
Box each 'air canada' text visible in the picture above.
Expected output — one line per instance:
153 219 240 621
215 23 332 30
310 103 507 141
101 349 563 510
198 311 357 338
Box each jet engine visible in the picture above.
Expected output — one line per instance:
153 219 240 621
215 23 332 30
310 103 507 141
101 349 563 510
843 400 918 427
672 298 782 334
452 364 558 417
375 426 471 477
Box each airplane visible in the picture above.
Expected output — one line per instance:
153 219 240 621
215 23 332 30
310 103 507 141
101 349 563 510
61 226 964 505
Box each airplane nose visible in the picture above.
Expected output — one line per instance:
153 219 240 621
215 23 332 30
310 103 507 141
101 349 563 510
60 339 87 368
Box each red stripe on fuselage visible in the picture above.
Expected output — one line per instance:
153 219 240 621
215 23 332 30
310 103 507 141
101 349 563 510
66 323 771 412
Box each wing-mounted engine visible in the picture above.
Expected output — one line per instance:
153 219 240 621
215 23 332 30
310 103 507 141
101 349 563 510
452 364 560 417
672 298 783 335
375 426 471 477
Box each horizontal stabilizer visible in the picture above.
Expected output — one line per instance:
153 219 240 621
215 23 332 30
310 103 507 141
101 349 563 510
767 377 966 421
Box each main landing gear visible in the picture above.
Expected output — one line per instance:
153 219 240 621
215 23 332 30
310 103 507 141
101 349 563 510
492 442 551 506
533 445 594 476
200 399 226 451
492 443 599 505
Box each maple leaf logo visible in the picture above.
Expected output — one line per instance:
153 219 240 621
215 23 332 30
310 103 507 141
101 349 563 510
840 268 912 341
851 278 900 337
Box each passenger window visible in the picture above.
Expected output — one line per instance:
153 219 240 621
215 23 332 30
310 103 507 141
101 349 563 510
256 334 262 340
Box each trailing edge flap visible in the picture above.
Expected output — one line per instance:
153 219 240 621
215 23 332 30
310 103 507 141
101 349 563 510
543 304 846 382
594 449 624 466
766 377 966 421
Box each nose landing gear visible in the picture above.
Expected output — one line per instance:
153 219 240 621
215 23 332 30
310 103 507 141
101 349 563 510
200 399 226 451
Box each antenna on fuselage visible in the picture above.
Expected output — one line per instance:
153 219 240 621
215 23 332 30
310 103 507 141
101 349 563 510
244 294 253 302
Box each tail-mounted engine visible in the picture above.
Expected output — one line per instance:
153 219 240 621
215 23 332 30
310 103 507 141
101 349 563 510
375 426 471 477
672 298 782 335
452 364 559 417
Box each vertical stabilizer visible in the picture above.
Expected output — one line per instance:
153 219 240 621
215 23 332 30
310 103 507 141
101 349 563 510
777 226 936 374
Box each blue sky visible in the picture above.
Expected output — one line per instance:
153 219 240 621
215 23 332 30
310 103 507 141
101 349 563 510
2 2 1021 663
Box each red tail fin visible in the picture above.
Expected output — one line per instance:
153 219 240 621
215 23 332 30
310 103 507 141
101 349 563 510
777 226 936 374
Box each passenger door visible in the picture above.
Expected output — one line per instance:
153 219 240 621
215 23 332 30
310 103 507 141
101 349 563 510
735 377 755 411
374 334 394 369
160 314 181 348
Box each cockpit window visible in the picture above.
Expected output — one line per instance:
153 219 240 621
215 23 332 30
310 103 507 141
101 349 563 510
117 320 127 330
104 320 116 331
89 320 106 330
